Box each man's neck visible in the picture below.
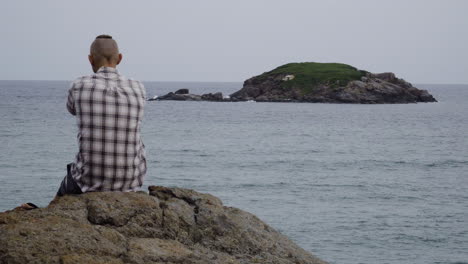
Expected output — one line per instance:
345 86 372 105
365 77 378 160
98 63 117 69
93 63 117 73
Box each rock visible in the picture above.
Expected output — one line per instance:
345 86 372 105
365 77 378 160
201 92 223 101
156 92 202 101
0 186 327 264
229 62 437 104
282 75 295 81
175 89 190 95
255 95 269 102
147 95 158 101
152 91 228 102
369 72 396 82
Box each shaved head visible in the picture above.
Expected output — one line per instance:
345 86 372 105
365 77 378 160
88 35 122 72
90 35 120 63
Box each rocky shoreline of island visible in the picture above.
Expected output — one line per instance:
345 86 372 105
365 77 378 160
149 62 437 104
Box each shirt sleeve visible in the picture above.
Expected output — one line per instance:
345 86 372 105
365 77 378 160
140 81 146 111
66 82 76 116
139 81 146 100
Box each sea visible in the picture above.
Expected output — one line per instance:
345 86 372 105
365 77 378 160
0 80 467 264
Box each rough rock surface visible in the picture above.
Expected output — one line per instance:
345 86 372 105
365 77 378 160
174 88 190 95
0 186 327 264
152 90 226 102
153 92 203 101
201 92 224 101
230 68 437 104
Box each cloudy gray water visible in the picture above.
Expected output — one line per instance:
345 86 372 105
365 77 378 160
0 80 467 264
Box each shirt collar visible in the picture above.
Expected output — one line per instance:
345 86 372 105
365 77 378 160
97 66 119 75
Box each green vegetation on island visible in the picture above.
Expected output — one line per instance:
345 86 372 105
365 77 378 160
258 62 368 93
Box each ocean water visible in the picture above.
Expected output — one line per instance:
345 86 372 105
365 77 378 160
0 80 467 264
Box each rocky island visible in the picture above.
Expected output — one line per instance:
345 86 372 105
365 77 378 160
0 186 327 264
151 62 437 104
150 88 225 102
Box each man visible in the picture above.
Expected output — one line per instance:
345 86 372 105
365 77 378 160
18 34 146 210
19 35 147 210
57 34 147 196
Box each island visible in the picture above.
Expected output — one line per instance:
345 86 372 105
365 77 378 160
150 62 437 104
0 186 327 264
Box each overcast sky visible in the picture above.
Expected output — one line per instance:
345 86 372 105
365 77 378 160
0 0 467 83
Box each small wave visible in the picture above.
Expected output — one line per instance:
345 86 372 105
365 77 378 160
0 133 17 137
325 159 468 170
234 182 289 189
236 183 259 188
0 164 18 168
310 184 366 188
164 149 201 154
181 149 200 153
397 195 424 201
425 160 468 168
236 163 265 169
264 160 290 165
394 233 448 243
169 163 208 169
197 154 213 157
436 262 468 264
175 178 196 182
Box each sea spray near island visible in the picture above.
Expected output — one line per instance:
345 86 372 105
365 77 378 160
0 81 467 264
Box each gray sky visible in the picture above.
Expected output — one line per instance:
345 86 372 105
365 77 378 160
1 0 467 83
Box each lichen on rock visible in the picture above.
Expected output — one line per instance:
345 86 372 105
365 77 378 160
0 186 327 264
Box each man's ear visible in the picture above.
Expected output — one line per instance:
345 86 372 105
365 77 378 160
117 53 123 65
88 55 94 66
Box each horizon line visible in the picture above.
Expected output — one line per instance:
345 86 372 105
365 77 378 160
0 79 243 83
0 79 467 86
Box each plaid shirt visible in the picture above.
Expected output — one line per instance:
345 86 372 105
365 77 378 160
66 67 147 192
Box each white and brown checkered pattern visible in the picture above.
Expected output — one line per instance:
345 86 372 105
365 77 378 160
66 67 146 192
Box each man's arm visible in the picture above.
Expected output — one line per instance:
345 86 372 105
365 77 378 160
66 83 76 116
